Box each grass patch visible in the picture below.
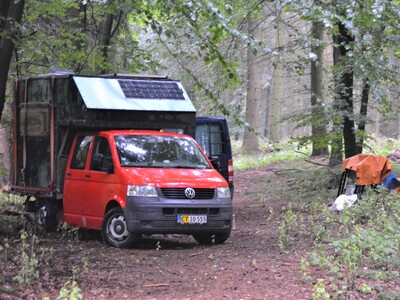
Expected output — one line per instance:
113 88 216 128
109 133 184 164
367 137 400 157
231 139 311 171
233 149 310 171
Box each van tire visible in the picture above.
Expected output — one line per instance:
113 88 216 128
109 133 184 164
102 207 137 248
192 231 231 245
35 200 59 233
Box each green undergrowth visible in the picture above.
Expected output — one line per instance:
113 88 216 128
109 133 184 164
0 192 85 299
244 150 400 299
367 137 400 157
305 191 400 299
232 139 311 171
0 192 25 210
234 149 308 171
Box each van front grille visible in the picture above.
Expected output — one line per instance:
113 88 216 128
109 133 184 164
162 208 220 215
177 208 208 214
160 188 215 199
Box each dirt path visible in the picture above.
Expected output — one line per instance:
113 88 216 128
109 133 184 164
1 168 314 299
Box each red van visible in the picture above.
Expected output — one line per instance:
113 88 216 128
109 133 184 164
62 130 232 247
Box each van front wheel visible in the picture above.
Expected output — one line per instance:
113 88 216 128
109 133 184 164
192 231 231 245
102 207 137 248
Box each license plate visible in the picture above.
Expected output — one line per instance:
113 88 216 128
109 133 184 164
177 214 207 224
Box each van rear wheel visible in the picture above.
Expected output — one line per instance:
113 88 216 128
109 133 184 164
192 231 231 245
35 200 58 233
102 207 137 248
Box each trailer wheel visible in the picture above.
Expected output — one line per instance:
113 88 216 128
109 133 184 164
192 231 231 245
36 203 58 233
102 207 137 248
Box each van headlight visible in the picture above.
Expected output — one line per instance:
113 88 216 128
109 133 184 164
127 185 157 197
217 187 231 199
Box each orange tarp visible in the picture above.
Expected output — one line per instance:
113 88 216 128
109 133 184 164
342 154 392 185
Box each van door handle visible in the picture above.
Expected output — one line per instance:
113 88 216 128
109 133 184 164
66 173 71 176
85 174 91 178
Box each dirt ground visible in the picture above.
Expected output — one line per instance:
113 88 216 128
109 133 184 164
1 167 315 300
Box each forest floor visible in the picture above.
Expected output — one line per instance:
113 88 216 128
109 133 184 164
0 165 331 299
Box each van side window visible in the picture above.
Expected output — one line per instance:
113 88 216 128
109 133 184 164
90 137 113 172
195 124 222 156
71 135 92 169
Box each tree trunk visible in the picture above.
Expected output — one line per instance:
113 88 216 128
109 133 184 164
337 22 357 159
268 8 284 143
99 1 114 74
310 19 328 156
330 34 343 165
241 16 260 154
0 0 25 120
357 79 369 153
330 21 357 165
1 0 12 31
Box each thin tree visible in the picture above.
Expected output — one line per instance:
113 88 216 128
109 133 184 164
357 78 369 153
242 15 261 153
98 0 123 74
0 0 25 120
330 20 358 165
334 21 357 159
310 18 328 156
268 7 284 143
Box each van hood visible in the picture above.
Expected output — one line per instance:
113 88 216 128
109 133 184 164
121 168 227 188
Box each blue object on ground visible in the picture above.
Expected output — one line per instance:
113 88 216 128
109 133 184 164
382 173 400 190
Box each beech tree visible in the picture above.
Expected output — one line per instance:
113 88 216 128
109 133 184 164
242 15 261 153
310 17 328 156
268 7 284 143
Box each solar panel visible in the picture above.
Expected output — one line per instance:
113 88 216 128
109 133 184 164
118 79 185 100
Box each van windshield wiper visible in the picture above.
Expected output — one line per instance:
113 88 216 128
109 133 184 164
174 165 195 169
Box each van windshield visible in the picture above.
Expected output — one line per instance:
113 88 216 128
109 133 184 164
115 135 211 169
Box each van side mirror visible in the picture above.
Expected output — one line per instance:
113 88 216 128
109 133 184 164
209 156 220 170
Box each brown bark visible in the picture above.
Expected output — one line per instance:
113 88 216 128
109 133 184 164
357 79 369 153
330 21 357 165
268 8 284 143
241 16 260 154
99 1 114 74
310 19 328 156
337 22 357 159
0 0 25 120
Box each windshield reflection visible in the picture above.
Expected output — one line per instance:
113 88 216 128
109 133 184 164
115 135 211 169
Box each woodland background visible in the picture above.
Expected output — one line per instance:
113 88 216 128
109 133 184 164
1 0 400 177
1 1 400 299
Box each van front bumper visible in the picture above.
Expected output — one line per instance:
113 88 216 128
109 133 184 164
124 196 232 235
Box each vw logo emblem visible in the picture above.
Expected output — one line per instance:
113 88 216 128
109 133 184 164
185 187 196 199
